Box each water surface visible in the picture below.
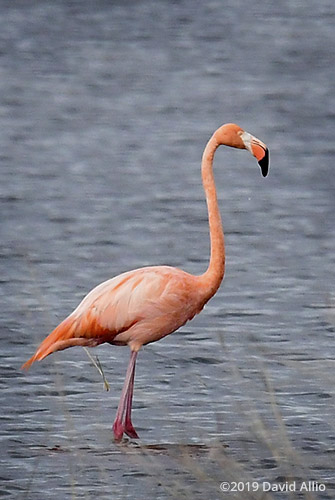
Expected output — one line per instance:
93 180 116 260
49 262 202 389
1 1 334 498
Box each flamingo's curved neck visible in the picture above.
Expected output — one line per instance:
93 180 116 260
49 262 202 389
198 132 225 300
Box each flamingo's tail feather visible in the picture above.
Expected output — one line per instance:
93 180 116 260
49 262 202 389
21 316 101 370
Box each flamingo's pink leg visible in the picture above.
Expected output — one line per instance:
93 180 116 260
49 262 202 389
124 361 139 438
112 351 138 441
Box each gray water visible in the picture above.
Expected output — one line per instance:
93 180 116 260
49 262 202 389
1 1 334 499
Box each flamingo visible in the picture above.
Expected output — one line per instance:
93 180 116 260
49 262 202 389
22 123 269 441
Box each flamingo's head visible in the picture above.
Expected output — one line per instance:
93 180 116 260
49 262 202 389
214 123 269 177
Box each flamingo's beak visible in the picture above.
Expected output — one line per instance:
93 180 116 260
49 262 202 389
240 131 269 177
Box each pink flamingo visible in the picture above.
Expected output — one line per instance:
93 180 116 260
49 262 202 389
22 123 269 441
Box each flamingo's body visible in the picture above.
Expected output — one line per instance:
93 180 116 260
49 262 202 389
22 123 269 441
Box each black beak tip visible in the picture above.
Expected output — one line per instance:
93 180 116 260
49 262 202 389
258 148 269 177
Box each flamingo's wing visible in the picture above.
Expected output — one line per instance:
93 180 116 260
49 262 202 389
73 266 174 337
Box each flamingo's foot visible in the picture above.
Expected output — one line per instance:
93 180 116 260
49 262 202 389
124 419 139 439
112 418 139 441
112 419 124 442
